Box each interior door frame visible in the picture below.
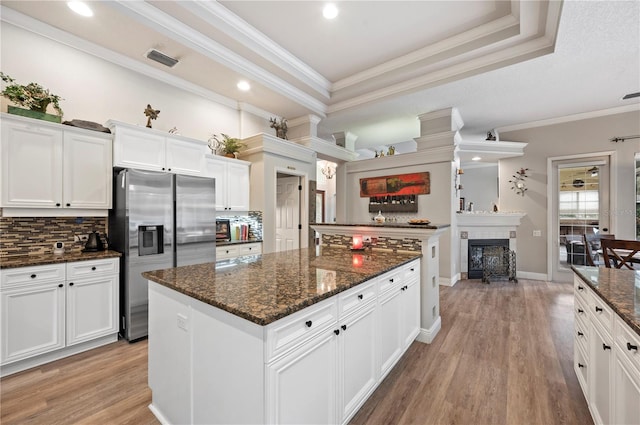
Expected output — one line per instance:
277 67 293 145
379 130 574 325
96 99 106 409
274 166 309 251
546 150 617 281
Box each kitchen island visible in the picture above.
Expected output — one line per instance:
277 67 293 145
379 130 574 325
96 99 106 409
571 266 640 424
144 246 422 425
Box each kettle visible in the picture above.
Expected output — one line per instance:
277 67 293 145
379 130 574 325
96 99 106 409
84 231 105 252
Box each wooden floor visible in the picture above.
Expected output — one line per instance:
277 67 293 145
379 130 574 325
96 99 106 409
1 279 592 425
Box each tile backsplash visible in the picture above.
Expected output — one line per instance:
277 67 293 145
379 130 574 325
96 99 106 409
217 211 263 240
0 215 107 258
321 234 421 252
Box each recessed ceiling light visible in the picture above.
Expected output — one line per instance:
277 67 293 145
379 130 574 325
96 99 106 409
237 81 251 91
323 3 339 19
472 156 482 161
67 1 93 17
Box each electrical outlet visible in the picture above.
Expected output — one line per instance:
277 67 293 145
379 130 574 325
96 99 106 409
363 235 372 243
533 230 542 237
74 234 89 242
371 237 378 245
177 313 188 331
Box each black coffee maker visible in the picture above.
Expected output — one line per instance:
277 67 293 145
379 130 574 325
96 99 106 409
83 231 105 252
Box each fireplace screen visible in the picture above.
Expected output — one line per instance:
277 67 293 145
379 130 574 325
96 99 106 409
481 246 517 284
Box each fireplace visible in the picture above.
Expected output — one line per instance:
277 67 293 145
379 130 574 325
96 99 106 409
468 239 509 279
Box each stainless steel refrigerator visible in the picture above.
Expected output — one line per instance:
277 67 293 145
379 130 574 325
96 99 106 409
109 169 216 341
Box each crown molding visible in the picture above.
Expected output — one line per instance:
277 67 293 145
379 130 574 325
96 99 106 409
0 6 238 110
178 1 331 99
345 146 457 174
496 104 640 133
109 1 327 116
292 136 359 163
242 133 317 164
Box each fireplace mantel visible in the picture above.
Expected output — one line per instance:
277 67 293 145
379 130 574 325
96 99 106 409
456 212 526 227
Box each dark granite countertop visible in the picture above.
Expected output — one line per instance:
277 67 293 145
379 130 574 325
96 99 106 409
312 222 449 230
0 250 122 269
572 265 640 336
143 246 421 326
217 239 263 247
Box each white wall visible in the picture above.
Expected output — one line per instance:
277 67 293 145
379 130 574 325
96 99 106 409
1 22 255 142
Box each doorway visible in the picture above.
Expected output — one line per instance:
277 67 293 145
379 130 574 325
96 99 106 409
275 174 301 252
549 154 611 282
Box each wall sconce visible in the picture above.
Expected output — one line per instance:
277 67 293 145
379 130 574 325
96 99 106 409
321 163 336 179
351 234 364 250
454 168 464 193
509 168 529 196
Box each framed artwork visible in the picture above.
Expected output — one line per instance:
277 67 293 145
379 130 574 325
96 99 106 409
360 172 430 197
459 197 465 212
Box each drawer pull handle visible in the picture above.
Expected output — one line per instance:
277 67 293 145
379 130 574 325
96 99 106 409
334 329 340 335
577 331 584 337
595 306 603 313
66 203 71 207
56 203 61 207
357 294 363 300
577 308 584 313
69 282 74 286
91 266 97 271
30 274 37 279
578 363 585 368
305 320 312 328
341 325 347 331
627 342 638 351
58 284 63 288
389 278 394 283
410 268 415 272
603 343 611 351
578 285 584 290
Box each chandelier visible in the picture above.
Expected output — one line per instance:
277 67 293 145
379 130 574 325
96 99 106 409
321 163 336 179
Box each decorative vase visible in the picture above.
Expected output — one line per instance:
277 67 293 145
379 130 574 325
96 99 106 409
7 105 62 123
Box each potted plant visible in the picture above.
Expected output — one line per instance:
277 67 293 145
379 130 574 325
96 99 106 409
209 133 245 158
0 72 63 123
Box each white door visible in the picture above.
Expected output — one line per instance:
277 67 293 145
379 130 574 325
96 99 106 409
378 289 402 378
112 127 165 171
63 132 112 209
66 275 118 346
165 137 205 176
550 156 610 282
613 350 640 425
276 176 301 252
226 161 250 211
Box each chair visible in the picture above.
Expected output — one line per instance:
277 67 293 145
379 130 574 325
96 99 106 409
583 233 615 266
601 238 640 269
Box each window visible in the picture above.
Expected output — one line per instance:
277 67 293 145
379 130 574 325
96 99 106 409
559 190 599 219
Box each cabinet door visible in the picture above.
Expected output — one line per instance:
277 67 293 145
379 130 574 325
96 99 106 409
113 127 165 171
590 322 612 425
66 275 118 346
226 161 250 211
339 303 377 424
1 282 65 364
205 157 227 211
1 119 63 207
165 137 205 176
267 330 338 424
613 350 640 425
401 280 420 349
63 132 112 209
378 288 402 378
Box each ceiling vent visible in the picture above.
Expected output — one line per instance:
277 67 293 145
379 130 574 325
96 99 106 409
146 49 179 68
622 92 640 100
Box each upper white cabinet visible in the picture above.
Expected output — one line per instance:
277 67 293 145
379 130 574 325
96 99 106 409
204 155 250 211
0 114 112 212
108 120 206 176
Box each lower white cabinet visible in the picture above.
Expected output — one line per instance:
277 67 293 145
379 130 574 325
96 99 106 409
573 274 640 425
216 242 262 260
148 259 421 425
0 258 119 376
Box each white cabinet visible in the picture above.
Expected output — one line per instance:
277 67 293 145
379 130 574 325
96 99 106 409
0 264 66 365
65 259 119 346
0 258 119 376
109 120 206 176
590 321 612 425
267 328 338 424
1 114 112 212
205 155 250 211
378 283 403 378
216 242 262 260
612 316 640 425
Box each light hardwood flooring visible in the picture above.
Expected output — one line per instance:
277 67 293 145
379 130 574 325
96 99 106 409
1 279 592 425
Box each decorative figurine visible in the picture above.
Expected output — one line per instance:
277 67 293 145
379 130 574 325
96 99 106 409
269 117 288 139
509 168 529 196
387 146 395 155
168 126 179 134
486 131 497 141
374 150 379 158
144 104 160 128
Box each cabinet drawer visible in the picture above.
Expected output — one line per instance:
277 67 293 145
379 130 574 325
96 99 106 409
216 246 239 260
575 313 589 357
238 243 261 256
574 277 592 305
575 342 589 396
266 297 338 363
614 316 640 373
338 279 376 317
574 293 589 322
66 258 118 279
377 269 402 295
403 261 420 283
590 294 613 332
1 264 65 288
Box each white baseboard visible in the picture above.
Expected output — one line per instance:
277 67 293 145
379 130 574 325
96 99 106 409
416 316 442 344
516 271 548 281
439 275 458 286
149 404 171 425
